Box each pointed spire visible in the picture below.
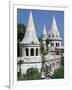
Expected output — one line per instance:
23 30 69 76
42 25 47 34
42 25 47 40
26 10 35 34
20 11 40 44
51 16 58 33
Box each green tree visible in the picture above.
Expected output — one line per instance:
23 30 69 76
17 24 26 43
26 68 41 80
17 24 26 56
52 66 64 79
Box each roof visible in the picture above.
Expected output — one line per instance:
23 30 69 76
48 16 62 40
20 11 40 45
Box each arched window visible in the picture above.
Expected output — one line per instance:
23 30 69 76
56 43 57 47
25 48 29 56
36 48 38 56
52 34 54 37
51 43 54 47
31 48 34 56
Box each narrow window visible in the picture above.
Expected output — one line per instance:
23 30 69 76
31 48 34 56
52 34 54 37
51 43 54 47
25 48 29 56
56 43 57 47
36 48 38 56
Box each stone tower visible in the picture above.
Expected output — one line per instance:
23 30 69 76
48 16 62 54
20 11 42 74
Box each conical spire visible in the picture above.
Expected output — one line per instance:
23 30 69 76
42 25 47 34
42 25 47 40
51 16 58 33
26 11 35 34
20 11 40 44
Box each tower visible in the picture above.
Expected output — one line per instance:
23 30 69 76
48 16 62 54
41 25 47 50
20 11 41 74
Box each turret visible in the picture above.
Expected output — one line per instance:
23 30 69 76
41 25 47 50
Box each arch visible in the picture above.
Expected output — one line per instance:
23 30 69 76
36 48 38 56
51 43 54 47
25 48 29 56
56 43 57 47
52 34 54 37
31 48 34 56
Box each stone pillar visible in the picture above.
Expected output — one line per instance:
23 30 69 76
34 48 36 56
29 47 30 56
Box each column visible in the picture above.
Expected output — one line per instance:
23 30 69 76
29 47 30 56
23 48 26 56
34 48 36 56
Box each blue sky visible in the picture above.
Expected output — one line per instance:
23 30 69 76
17 9 64 44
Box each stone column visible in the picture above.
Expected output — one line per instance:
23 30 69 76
34 48 36 56
29 47 30 56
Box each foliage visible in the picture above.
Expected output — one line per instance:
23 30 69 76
17 24 26 56
61 57 64 66
52 66 64 79
17 23 26 43
26 68 41 80
17 72 23 80
17 68 41 80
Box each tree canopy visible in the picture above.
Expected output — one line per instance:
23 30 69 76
17 23 26 43
17 68 41 80
52 66 64 79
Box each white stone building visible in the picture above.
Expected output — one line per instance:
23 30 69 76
17 11 42 75
17 11 64 75
41 16 64 72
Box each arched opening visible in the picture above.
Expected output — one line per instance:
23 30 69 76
52 34 54 37
36 48 38 56
51 43 54 47
25 48 29 56
31 48 34 56
56 43 57 47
